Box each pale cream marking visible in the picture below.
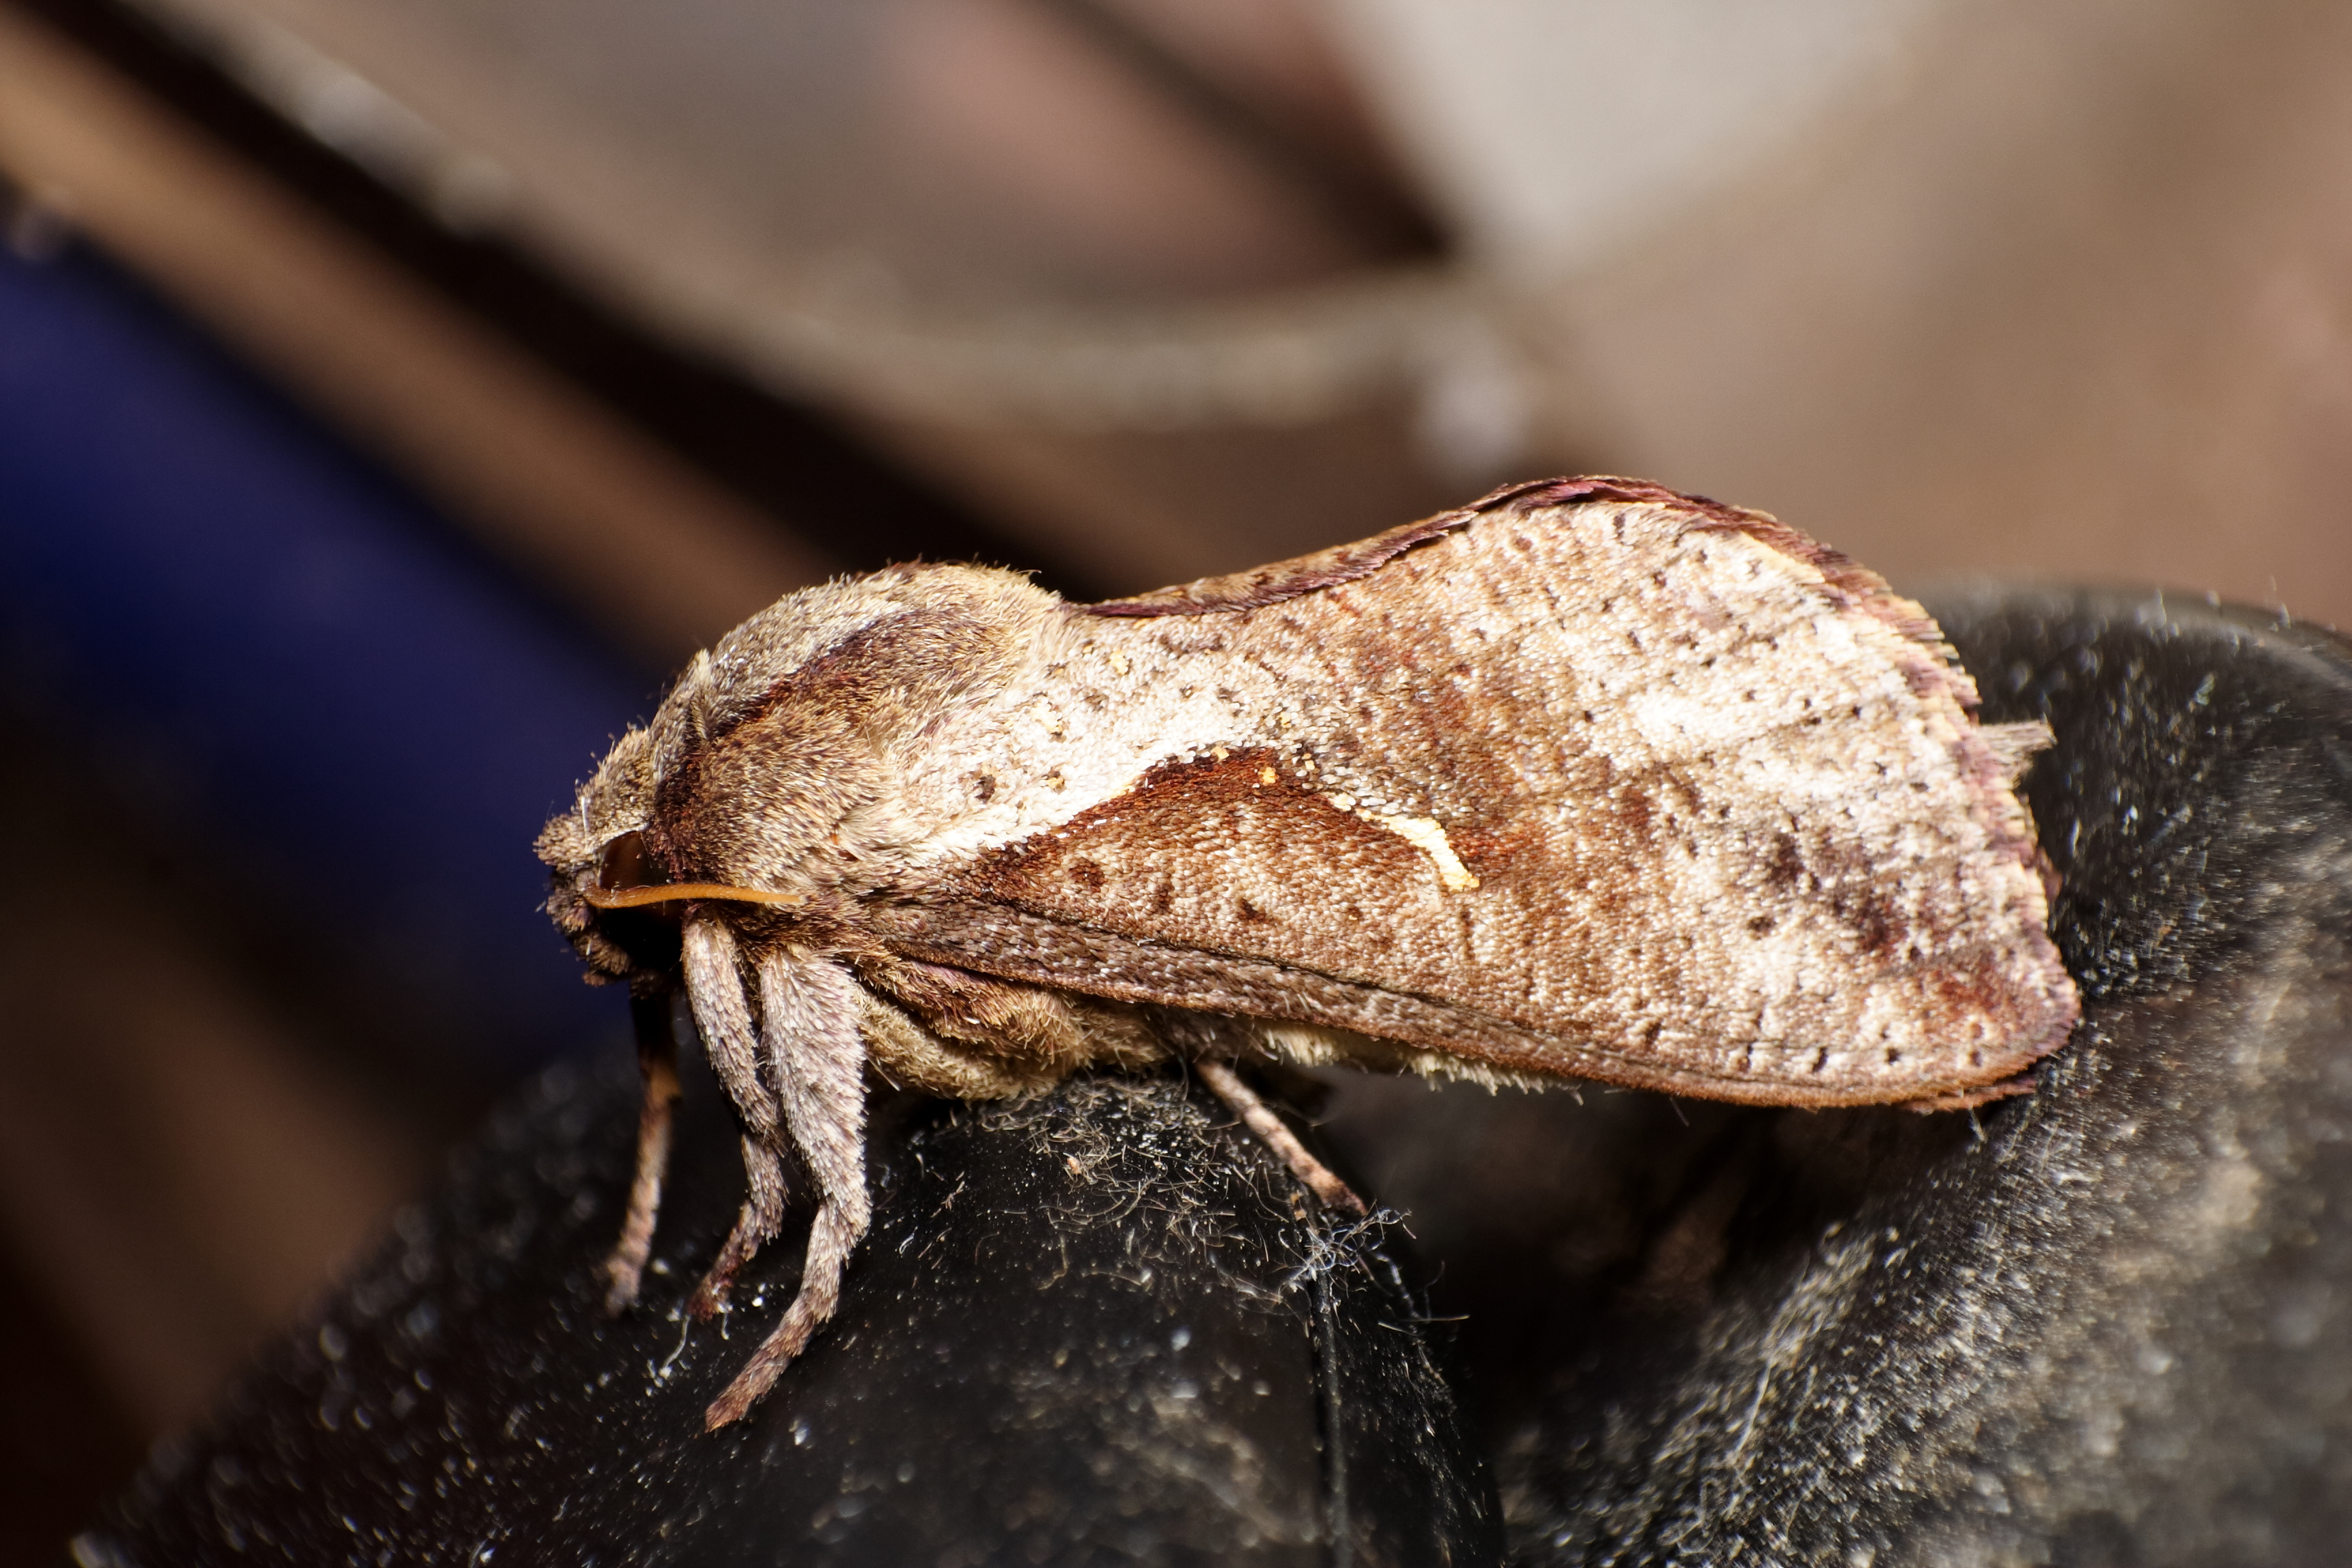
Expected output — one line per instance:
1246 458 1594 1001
1323 795 1480 892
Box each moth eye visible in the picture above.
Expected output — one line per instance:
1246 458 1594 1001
591 829 683 973
599 830 663 892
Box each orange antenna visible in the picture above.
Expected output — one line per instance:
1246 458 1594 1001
583 883 808 910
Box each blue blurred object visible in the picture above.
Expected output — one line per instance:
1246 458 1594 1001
0 235 657 1072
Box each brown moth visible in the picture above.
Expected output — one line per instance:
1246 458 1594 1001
536 476 2079 1428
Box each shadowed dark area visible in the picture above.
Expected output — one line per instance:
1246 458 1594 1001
0 1248 144 1559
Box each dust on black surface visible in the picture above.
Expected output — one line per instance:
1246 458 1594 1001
83 1049 1499 1567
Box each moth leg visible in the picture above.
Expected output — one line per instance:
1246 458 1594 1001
685 918 783 1131
603 993 683 1313
1194 1058 1368 1218
706 946 872 1430
683 919 789 1316
689 1134 788 1320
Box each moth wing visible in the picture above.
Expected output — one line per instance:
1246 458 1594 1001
885 482 2078 1108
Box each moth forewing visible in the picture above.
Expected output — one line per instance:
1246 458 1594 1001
909 489 2072 1108
538 475 2080 1427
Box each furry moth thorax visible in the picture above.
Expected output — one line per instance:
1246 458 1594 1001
537 565 1062 994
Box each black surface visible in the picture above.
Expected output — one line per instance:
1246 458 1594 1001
76 589 2352 1565
82 1048 1499 1566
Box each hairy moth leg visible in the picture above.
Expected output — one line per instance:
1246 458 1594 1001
1194 1058 1367 1218
603 994 684 1313
691 1134 789 1322
682 919 791 1316
705 945 872 1430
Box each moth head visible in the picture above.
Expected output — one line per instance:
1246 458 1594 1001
536 723 679 991
537 566 1054 992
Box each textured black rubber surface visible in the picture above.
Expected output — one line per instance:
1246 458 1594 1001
78 591 2352 1565
82 1054 1498 1567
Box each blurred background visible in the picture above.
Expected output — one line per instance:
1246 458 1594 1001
3 0 2349 1548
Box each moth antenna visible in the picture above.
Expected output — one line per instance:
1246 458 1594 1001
603 994 683 1313
1194 1059 1367 1217
683 919 787 1317
705 947 872 1429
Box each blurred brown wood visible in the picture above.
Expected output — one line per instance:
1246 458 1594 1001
0 878 429 1437
863 396 1458 594
0 1 831 662
0 723 444 1452
1529 0 2352 630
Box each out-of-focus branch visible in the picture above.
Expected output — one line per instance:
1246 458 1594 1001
0 2 832 663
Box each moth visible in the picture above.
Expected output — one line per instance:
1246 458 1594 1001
538 476 2078 1428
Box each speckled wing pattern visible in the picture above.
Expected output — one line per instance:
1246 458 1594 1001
881 479 2077 1108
